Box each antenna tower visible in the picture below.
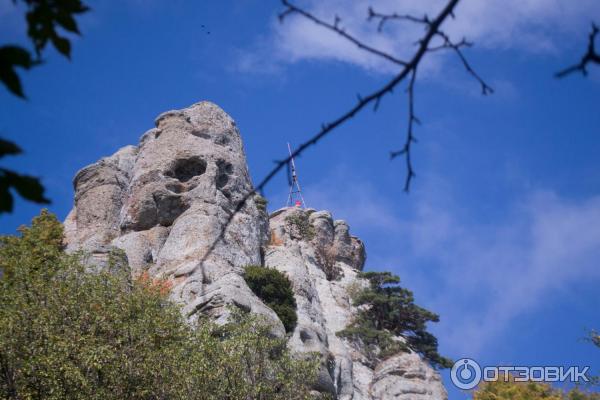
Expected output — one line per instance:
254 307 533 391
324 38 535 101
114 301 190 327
285 143 306 208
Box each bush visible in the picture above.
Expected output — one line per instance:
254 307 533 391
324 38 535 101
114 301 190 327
337 324 407 363
255 194 268 213
0 211 317 400
473 373 600 400
338 271 452 369
243 265 298 333
285 212 315 241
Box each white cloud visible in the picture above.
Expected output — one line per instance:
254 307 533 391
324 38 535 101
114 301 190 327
413 190 600 356
302 168 600 357
267 0 600 74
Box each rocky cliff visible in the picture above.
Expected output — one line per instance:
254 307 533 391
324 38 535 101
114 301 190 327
64 101 447 400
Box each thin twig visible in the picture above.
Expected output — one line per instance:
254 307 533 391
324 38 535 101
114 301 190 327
367 7 429 32
390 69 419 191
195 0 463 267
556 23 600 78
435 32 494 95
280 0 407 66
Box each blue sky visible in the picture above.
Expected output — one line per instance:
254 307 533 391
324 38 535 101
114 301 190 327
1 1 599 398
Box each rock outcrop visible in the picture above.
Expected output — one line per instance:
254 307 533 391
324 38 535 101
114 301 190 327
266 208 446 400
64 101 447 400
64 101 280 333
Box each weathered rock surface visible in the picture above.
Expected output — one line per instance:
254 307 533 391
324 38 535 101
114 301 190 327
64 101 281 333
64 101 447 399
266 207 446 400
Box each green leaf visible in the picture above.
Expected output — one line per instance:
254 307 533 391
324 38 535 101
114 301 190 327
0 169 50 214
0 180 14 212
0 0 90 97
0 225 317 398
0 65 24 97
8 173 49 204
0 46 36 97
55 11 80 34
243 265 298 333
0 138 22 158
51 34 71 58
344 269 450 369
0 46 35 68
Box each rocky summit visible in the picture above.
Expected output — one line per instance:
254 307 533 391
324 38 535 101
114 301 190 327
64 101 447 400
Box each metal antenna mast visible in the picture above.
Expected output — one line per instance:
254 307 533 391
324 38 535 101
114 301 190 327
285 143 306 208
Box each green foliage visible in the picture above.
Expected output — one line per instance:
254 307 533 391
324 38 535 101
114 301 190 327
25 0 89 58
0 212 317 400
473 376 563 400
0 209 60 278
0 0 88 213
255 194 268 212
338 324 407 362
473 375 600 400
0 46 37 98
1 0 89 98
192 310 318 400
566 388 600 400
285 212 315 241
345 279 366 301
243 265 298 333
338 271 452 369
586 330 600 386
0 140 50 212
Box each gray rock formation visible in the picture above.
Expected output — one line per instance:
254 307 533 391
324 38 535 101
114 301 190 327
64 101 281 333
64 101 447 399
266 207 446 400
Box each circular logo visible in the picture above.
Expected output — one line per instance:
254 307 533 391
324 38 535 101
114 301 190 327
451 358 482 390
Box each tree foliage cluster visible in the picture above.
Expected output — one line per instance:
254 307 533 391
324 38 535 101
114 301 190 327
284 213 315 241
0 211 318 400
243 265 298 333
254 194 268 213
472 374 600 400
338 271 452 369
586 330 600 386
1 0 89 98
0 131 50 213
1 0 89 213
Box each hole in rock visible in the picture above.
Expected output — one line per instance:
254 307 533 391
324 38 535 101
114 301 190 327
299 329 312 343
216 160 233 189
216 174 228 189
166 157 207 183
191 129 211 139
214 134 230 146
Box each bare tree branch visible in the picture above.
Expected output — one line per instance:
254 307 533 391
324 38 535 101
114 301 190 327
556 23 600 78
195 0 494 265
433 32 494 95
195 0 466 267
367 7 430 32
277 0 474 193
280 0 407 66
390 69 418 191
